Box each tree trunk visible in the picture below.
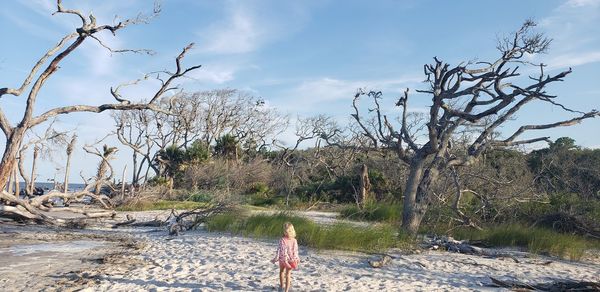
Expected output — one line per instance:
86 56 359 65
132 152 138 184
401 158 426 234
0 129 27 189
63 155 71 193
14 165 20 197
401 157 442 235
7 167 13 194
121 164 127 201
29 146 39 194
358 163 371 207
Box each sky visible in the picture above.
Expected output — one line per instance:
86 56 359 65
1 0 599 183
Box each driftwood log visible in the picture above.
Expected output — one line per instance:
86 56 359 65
110 203 230 235
168 203 230 235
489 277 600 291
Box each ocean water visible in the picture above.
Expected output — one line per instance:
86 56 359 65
17 182 86 192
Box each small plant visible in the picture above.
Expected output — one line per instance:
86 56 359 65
187 192 212 202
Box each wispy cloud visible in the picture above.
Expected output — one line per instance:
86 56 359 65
199 6 264 54
547 51 600 69
187 65 237 84
533 0 600 69
562 0 600 7
273 75 422 117
196 1 312 55
289 75 422 102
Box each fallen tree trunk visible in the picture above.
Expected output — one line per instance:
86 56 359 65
0 187 115 225
489 277 600 291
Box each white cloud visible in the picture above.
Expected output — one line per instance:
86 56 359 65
0 9 59 40
272 75 422 117
563 0 600 7
289 76 422 103
79 35 124 77
200 7 263 54
187 66 236 84
196 1 312 55
532 0 600 69
548 51 600 69
17 0 55 18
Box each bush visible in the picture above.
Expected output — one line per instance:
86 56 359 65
187 192 212 203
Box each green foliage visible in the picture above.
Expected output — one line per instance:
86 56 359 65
245 182 282 206
206 212 411 252
340 202 402 223
446 224 598 260
187 191 212 203
528 137 600 199
147 176 171 186
185 140 210 163
116 200 207 211
214 134 240 160
157 145 186 178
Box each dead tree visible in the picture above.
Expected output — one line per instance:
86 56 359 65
0 0 202 224
358 163 371 207
84 143 118 196
15 121 69 196
63 134 77 193
351 21 598 234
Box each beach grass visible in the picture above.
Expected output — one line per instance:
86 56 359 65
206 212 412 252
339 202 402 223
116 200 208 211
443 224 599 260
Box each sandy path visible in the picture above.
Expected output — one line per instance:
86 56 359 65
93 226 600 292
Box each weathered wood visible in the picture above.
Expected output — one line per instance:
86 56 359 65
358 163 370 207
489 277 600 291
368 255 392 268
0 0 201 224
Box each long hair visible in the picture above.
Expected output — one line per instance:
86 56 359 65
283 222 296 238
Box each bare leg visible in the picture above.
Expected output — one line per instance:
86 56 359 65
279 266 285 290
285 269 292 292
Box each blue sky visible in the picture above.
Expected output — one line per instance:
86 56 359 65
1 0 599 183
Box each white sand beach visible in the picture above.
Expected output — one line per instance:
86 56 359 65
1 211 599 292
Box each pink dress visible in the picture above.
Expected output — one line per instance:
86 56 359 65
273 236 300 269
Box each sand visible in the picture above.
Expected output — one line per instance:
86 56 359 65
1 211 599 291
91 227 599 291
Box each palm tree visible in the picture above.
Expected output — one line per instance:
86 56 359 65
214 134 240 162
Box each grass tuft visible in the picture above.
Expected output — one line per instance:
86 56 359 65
206 212 412 252
116 200 208 211
445 224 599 260
340 203 402 223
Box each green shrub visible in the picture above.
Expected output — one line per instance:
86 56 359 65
147 176 170 187
187 192 212 202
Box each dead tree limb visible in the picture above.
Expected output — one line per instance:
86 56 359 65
0 0 202 224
